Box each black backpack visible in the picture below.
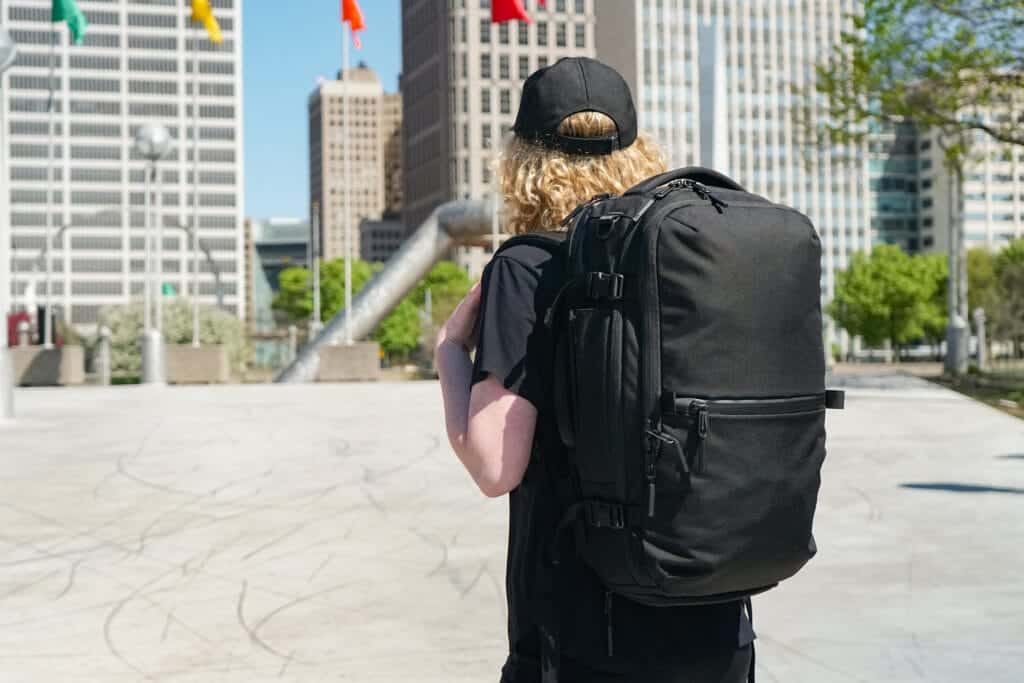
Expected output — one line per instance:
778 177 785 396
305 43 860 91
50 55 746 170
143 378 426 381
497 167 844 609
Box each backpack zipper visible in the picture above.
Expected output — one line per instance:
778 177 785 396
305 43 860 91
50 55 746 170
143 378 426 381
653 179 729 213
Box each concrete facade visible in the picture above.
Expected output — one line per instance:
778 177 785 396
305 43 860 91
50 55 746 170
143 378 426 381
308 66 402 262
918 127 1024 253
9 344 84 385
401 0 596 276
165 344 229 384
0 0 246 330
316 341 381 382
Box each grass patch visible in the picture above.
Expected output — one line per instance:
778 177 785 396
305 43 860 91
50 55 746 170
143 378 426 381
930 373 1024 420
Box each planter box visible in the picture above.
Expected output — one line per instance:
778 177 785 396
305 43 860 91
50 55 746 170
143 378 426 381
317 342 381 382
166 345 230 384
11 346 85 386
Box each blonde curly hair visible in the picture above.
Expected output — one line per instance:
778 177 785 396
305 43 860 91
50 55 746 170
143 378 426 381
498 111 667 235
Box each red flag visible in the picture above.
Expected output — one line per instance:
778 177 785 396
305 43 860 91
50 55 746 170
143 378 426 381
341 0 366 47
492 0 531 23
538 0 546 5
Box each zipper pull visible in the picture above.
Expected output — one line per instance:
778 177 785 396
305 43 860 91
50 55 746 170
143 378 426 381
647 426 690 491
688 400 710 471
685 180 728 213
644 427 664 517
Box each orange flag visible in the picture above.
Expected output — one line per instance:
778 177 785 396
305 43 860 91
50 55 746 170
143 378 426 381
341 0 366 47
492 0 531 23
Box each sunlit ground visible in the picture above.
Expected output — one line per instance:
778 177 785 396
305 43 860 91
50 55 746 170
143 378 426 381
0 373 1021 682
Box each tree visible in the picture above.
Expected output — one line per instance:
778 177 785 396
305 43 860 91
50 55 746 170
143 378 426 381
806 1 1024 166
829 245 947 357
967 248 998 317
991 239 1024 354
100 299 248 378
412 261 473 328
271 259 473 359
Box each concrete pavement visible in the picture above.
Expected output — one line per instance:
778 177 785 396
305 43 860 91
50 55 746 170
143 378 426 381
0 374 1021 682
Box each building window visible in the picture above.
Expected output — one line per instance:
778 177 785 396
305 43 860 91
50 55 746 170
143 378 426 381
556 23 567 47
460 17 467 42
575 23 585 48
575 0 585 12
519 55 530 79
499 22 510 44
481 54 492 79
537 21 548 46
463 124 470 148
461 52 468 78
538 56 549 69
483 124 492 150
480 18 491 43
499 55 510 79
518 22 529 45
556 0 566 10
461 87 469 113
500 89 511 114
481 88 491 113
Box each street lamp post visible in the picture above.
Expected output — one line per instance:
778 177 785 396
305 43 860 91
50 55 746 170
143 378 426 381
134 124 172 385
1 27 18 420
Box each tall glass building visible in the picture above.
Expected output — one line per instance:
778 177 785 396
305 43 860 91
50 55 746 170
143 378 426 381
0 0 245 331
595 0 870 350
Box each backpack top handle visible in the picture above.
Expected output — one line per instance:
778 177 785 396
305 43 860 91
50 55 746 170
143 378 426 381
625 166 746 195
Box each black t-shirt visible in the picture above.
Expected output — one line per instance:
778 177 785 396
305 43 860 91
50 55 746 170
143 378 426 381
471 243 755 683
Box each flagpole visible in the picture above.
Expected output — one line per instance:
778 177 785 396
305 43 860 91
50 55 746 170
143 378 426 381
43 28 56 349
342 23 352 346
191 24 201 346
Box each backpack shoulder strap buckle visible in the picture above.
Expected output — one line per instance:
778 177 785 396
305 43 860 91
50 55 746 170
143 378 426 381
585 500 625 529
825 389 845 410
585 271 624 300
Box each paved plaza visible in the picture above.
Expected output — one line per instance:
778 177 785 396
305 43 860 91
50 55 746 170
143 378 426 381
0 373 1021 682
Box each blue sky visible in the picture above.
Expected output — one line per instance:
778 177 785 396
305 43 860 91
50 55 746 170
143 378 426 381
243 1 401 220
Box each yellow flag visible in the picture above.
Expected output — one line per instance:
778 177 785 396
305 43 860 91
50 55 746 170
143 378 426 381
191 0 223 44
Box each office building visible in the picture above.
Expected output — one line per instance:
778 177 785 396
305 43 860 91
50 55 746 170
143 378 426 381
595 0 870 349
360 214 405 263
308 65 401 262
382 92 403 215
248 217 309 333
869 121 920 252
917 129 1024 253
401 0 596 274
0 0 245 331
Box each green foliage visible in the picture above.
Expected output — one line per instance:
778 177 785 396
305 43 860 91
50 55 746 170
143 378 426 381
829 245 948 351
413 261 473 327
991 239 1024 344
967 248 998 317
806 0 1024 168
99 299 248 377
271 258 473 358
372 297 421 359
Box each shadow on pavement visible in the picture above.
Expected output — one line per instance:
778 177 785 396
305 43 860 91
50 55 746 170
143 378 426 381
901 482 1024 495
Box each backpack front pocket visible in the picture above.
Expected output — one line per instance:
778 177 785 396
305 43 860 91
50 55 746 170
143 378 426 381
643 394 827 596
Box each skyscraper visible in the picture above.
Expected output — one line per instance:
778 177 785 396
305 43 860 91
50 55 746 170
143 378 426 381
308 65 401 261
595 0 871 349
401 0 596 272
0 0 245 330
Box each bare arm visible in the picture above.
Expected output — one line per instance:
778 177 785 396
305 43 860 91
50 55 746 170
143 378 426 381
435 285 537 498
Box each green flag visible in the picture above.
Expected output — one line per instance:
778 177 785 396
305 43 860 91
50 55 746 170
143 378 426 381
51 0 87 45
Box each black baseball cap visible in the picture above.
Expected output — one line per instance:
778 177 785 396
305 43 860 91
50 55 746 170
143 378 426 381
513 57 638 156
